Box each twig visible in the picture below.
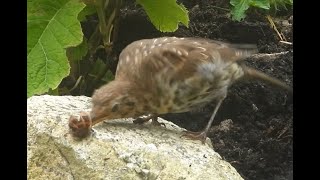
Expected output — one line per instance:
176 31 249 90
266 15 287 41
211 6 230 12
277 126 289 139
279 41 293 45
251 51 291 61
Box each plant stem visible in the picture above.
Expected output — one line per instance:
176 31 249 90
88 25 102 55
112 0 122 43
95 0 109 48
95 0 119 54
106 8 116 42
88 0 122 91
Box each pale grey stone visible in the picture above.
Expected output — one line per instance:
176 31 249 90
27 95 243 180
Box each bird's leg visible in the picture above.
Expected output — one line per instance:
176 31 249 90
182 96 226 144
133 114 165 127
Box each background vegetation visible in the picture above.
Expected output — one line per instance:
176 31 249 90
27 0 292 97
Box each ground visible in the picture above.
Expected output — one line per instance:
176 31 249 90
84 0 293 179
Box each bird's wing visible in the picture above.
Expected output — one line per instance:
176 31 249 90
184 37 258 62
115 37 258 82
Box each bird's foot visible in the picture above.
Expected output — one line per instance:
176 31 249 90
133 116 151 124
181 130 208 144
133 116 165 127
151 117 166 127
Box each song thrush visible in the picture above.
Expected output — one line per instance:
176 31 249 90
69 37 292 143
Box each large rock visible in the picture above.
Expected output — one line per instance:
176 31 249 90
27 95 243 180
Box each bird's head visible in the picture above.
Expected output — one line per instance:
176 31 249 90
90 80 146 125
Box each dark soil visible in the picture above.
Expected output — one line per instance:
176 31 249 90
93 0 293 179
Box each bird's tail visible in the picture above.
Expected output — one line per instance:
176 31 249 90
224 43 259 62
229 43 259 55
241 65 293 94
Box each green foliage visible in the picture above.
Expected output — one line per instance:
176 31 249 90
230 0 293 21
66 37 88 62
89 58 115 86
27 0 190 97
137 0 189 32
77 5 96 21
269 0 293 10
27 0 85 97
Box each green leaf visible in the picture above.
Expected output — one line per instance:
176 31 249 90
137 0 189 32
78 5 96 21
89 58 107 76
230 0 291 21
269 0 292 10
27 0 85 97
230 0 251 21
250 0 270 9
87 58 114 87
66 37 88 61
101 70 114 83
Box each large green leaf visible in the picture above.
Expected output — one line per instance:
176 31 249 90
137 0 189 32
78 4 96 22
27 0 85 97
66 37 88 62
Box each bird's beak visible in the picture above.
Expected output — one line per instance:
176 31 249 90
90 109 109 126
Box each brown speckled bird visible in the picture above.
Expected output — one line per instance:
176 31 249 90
69 37 292 143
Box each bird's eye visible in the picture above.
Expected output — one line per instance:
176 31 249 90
125 101 135 106
111 103 119 112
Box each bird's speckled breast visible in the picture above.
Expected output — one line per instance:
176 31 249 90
151 61 244 114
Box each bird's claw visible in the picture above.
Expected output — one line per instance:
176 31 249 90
181 130 207 144
133 116 165 127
